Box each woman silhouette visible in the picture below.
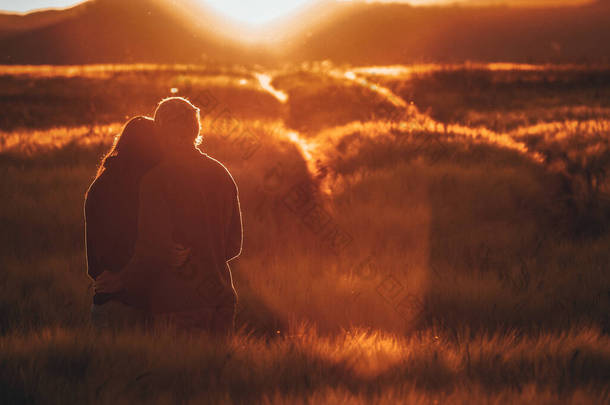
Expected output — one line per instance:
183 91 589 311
85 116 187 328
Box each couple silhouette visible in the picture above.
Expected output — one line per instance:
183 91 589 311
85 97 242 334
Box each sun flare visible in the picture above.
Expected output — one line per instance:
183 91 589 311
201 0 313 24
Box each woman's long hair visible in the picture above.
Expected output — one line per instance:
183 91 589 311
95 116 159 179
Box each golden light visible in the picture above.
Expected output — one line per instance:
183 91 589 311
201 0 313 25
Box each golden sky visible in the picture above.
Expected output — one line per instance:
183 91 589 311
0 0 596 22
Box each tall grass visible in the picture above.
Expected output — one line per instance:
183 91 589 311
1 326 608 404
1 64 609 403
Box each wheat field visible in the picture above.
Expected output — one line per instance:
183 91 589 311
1 63 609 404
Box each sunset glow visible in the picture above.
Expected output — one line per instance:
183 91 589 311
201 0 312 24
0 0 596 16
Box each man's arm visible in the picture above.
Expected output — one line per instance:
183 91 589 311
226 181 243 262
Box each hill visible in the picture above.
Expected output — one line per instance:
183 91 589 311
0 4 85 39
0 0 267 64
285 1 610 64
0 0 609 64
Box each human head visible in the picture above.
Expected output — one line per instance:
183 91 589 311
153 97 201 151
96 116 158 178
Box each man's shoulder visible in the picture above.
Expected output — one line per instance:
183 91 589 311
194 152 236 187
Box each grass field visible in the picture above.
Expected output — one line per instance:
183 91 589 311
1 63 609 403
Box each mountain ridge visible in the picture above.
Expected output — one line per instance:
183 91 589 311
1 0 609 65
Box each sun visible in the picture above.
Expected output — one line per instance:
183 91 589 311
201 0 313 25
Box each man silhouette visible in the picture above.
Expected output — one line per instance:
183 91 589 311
104 97 243 334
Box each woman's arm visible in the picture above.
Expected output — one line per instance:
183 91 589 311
84 183 105 280
95 169 190 294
